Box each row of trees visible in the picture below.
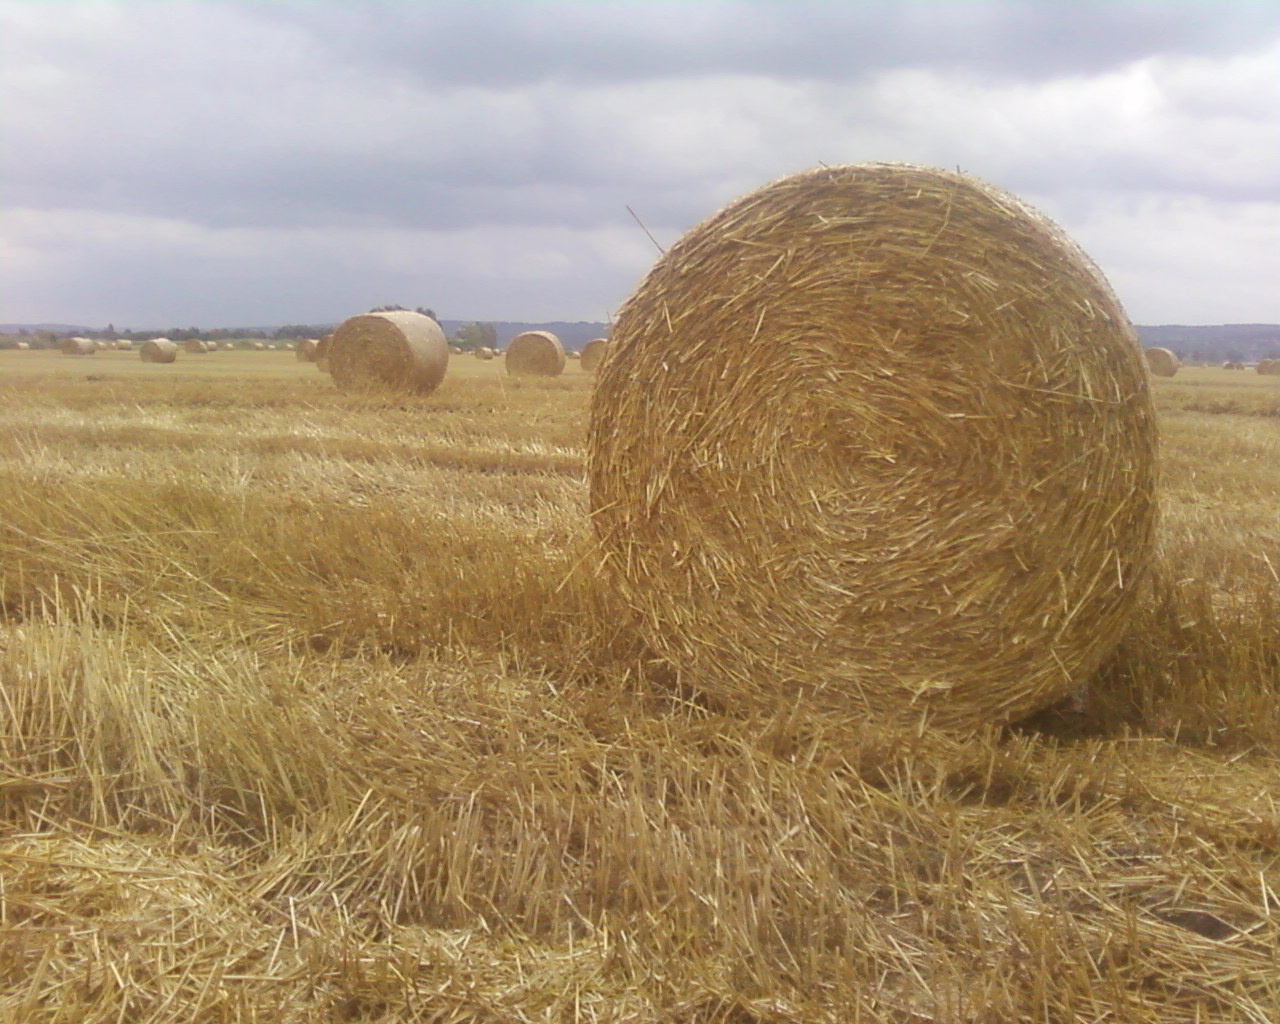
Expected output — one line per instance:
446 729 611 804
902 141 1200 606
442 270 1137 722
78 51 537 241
2 307 504 353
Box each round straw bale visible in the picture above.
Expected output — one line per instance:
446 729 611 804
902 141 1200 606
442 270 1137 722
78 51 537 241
114 339 133 351
475 346 495 360
328 310 449 394
579 338 609 372
588 163 1157 731
1256 358 1280 375
449 345 464 355
184 339 208 354
295 338 319 362
316 334 333 372
139 339 178 363
221 341 235 351
1144 347 1179 377
15 341 30 350
505 330 565 377
568 349 581 359
61 337 97 356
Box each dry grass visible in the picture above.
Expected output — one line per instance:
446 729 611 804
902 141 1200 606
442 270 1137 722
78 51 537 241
0 353 1276 1022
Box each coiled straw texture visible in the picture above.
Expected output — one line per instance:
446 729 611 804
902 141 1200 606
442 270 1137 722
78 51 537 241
139 339 178 363
579 338 609 372
588 163 1157 730
505 331 566 377
328 312 449 394
1144 347 1180 377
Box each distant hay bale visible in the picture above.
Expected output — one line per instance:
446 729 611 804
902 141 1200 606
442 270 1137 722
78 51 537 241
1144 347 1180 377
139 339 178 363
316 334 333 372
221 342 235 351
505 330 565 377
114 339 132 351
15 341 30 350
449 345 464 355
184 339 208 354
579 337 609 372
588 163 1157 731
1257 358 1280 375
568 349 581 359
252 341 267 351
296 338 319 362
61 337 97 356
474 347 495 360
328 310 449 394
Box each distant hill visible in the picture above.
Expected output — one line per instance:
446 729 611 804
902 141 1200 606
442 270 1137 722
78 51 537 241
1133 324 1280 364
7 321 1279 361
437 321 610 350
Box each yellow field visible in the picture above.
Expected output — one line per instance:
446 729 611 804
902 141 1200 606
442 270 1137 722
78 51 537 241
0 351 1277 1022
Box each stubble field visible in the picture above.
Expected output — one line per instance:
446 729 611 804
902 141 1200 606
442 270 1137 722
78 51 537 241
0 348 1277 1022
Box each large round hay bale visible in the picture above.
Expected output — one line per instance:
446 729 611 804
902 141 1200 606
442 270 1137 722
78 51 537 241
296 338 319 362
579 337 609 372
139 339 178 363
588 163 1157 731
184 339 208 354
114 339 133 351
474 346 495 361
61 337 97 356
1256 358 1280 375
316 334 333 372
1144 347 1179 377
505 331 565 377
328 310 449 394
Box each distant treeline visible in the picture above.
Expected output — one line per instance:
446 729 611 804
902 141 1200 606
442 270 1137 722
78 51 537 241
6 320 1276 362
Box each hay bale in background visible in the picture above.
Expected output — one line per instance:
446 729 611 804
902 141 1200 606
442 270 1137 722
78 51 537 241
568 350 581 360
139 339 178 363
61 337 97 356
15 341 30 350
1144 347 1180 377
296 338 319 362
589 162 1157 731
474 347 495 361
328 310 449 394
1256 358 1280 375
449 345 464 355
184 339 208 354
114 339 133 351
505 330 565 377
221 341 235 351
579 338 609 372
316 334 333 372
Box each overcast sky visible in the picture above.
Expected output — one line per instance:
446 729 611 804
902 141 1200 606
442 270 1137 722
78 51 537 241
2 0 1277 329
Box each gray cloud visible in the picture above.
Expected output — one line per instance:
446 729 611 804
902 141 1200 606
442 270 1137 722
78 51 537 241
1 0 1277 325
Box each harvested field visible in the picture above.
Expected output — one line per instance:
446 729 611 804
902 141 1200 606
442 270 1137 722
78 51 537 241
0 351 1275 1023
